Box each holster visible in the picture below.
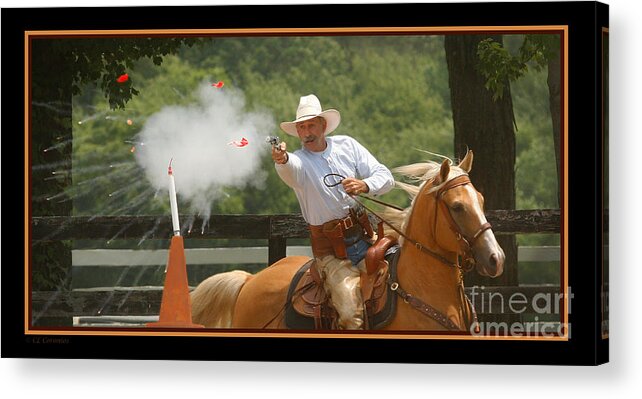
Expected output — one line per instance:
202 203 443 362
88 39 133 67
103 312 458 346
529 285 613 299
309 225 335 259
355 208 374 239
322 221 348 259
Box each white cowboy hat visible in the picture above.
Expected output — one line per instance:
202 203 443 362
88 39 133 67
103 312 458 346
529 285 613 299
279 94 341 137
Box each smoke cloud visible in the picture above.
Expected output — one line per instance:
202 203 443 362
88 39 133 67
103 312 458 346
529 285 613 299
134 83 275 220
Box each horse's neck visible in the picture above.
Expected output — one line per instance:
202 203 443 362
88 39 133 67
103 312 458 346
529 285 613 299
396 242 461 297
397 196 461 303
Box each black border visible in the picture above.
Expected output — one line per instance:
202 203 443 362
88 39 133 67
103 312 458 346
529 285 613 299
4 1 608 364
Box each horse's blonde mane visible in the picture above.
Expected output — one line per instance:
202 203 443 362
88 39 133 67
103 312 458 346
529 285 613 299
380 152 468 241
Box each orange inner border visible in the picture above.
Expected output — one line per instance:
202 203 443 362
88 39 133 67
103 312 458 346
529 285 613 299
25 25 569 341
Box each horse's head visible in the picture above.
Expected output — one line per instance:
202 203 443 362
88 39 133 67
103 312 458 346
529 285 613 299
403 150 505 278
433 150 504 277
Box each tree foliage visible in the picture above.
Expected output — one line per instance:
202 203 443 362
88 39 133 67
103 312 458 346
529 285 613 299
476 34 559 101
56 37 200 109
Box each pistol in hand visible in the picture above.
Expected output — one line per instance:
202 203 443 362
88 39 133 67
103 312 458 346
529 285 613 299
267 136 288 164
265 135 281 150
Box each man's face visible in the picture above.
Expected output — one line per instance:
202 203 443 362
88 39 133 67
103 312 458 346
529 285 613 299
296 117 327 152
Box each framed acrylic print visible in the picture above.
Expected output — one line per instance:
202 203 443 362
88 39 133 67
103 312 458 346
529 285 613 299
3 1 608 364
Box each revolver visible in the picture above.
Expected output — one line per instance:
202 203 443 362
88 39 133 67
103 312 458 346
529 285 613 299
265 135 281 150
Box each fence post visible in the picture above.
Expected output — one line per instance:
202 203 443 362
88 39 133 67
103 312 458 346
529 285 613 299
268 238 287 265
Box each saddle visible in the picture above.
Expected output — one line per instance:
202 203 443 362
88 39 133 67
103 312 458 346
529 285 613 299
285 236 400 330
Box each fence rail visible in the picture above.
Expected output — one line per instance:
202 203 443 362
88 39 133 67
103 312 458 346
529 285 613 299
70 245 574 267
32 209 564 265
31 209 564 241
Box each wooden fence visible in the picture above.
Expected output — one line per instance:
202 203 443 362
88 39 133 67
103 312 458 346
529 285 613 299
30 209 568 327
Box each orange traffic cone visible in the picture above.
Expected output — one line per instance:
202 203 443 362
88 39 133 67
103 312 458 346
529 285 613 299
147 235 204 328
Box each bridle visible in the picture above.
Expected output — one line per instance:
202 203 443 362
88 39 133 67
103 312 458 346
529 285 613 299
432 174 493 271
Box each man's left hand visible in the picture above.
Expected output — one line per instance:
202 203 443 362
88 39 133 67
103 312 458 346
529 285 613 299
342 178 369 195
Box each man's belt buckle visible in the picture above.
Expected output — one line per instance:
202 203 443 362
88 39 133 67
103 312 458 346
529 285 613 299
341 215 354 230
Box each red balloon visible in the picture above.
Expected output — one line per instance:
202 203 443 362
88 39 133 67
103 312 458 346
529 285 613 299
117 74 129 83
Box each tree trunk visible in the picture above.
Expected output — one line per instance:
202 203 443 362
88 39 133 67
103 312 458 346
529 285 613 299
444 35 518 324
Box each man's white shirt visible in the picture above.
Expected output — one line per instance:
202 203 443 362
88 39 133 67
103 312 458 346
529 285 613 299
275 135 394 225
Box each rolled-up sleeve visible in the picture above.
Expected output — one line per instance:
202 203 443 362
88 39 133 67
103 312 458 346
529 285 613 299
362 163 395 196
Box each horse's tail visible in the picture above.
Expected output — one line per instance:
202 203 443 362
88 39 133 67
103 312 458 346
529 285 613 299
190 270 253 328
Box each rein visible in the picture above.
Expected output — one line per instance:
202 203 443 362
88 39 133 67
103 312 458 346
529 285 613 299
323 173 405 211
324 173 456 267
324 173 452 264
323 173 490 269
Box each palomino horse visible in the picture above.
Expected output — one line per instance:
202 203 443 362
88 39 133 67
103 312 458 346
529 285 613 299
191 150 505 332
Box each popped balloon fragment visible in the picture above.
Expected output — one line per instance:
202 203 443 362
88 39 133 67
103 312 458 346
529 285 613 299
228 137 249 147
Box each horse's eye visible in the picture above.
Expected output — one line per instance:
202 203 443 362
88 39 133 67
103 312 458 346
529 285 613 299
451 202 464 212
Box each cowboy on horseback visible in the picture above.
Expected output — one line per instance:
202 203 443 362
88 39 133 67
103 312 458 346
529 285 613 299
271 94 395 329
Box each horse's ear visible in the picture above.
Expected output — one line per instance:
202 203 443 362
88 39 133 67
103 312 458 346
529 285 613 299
438 158 450 184
458 150 474 173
